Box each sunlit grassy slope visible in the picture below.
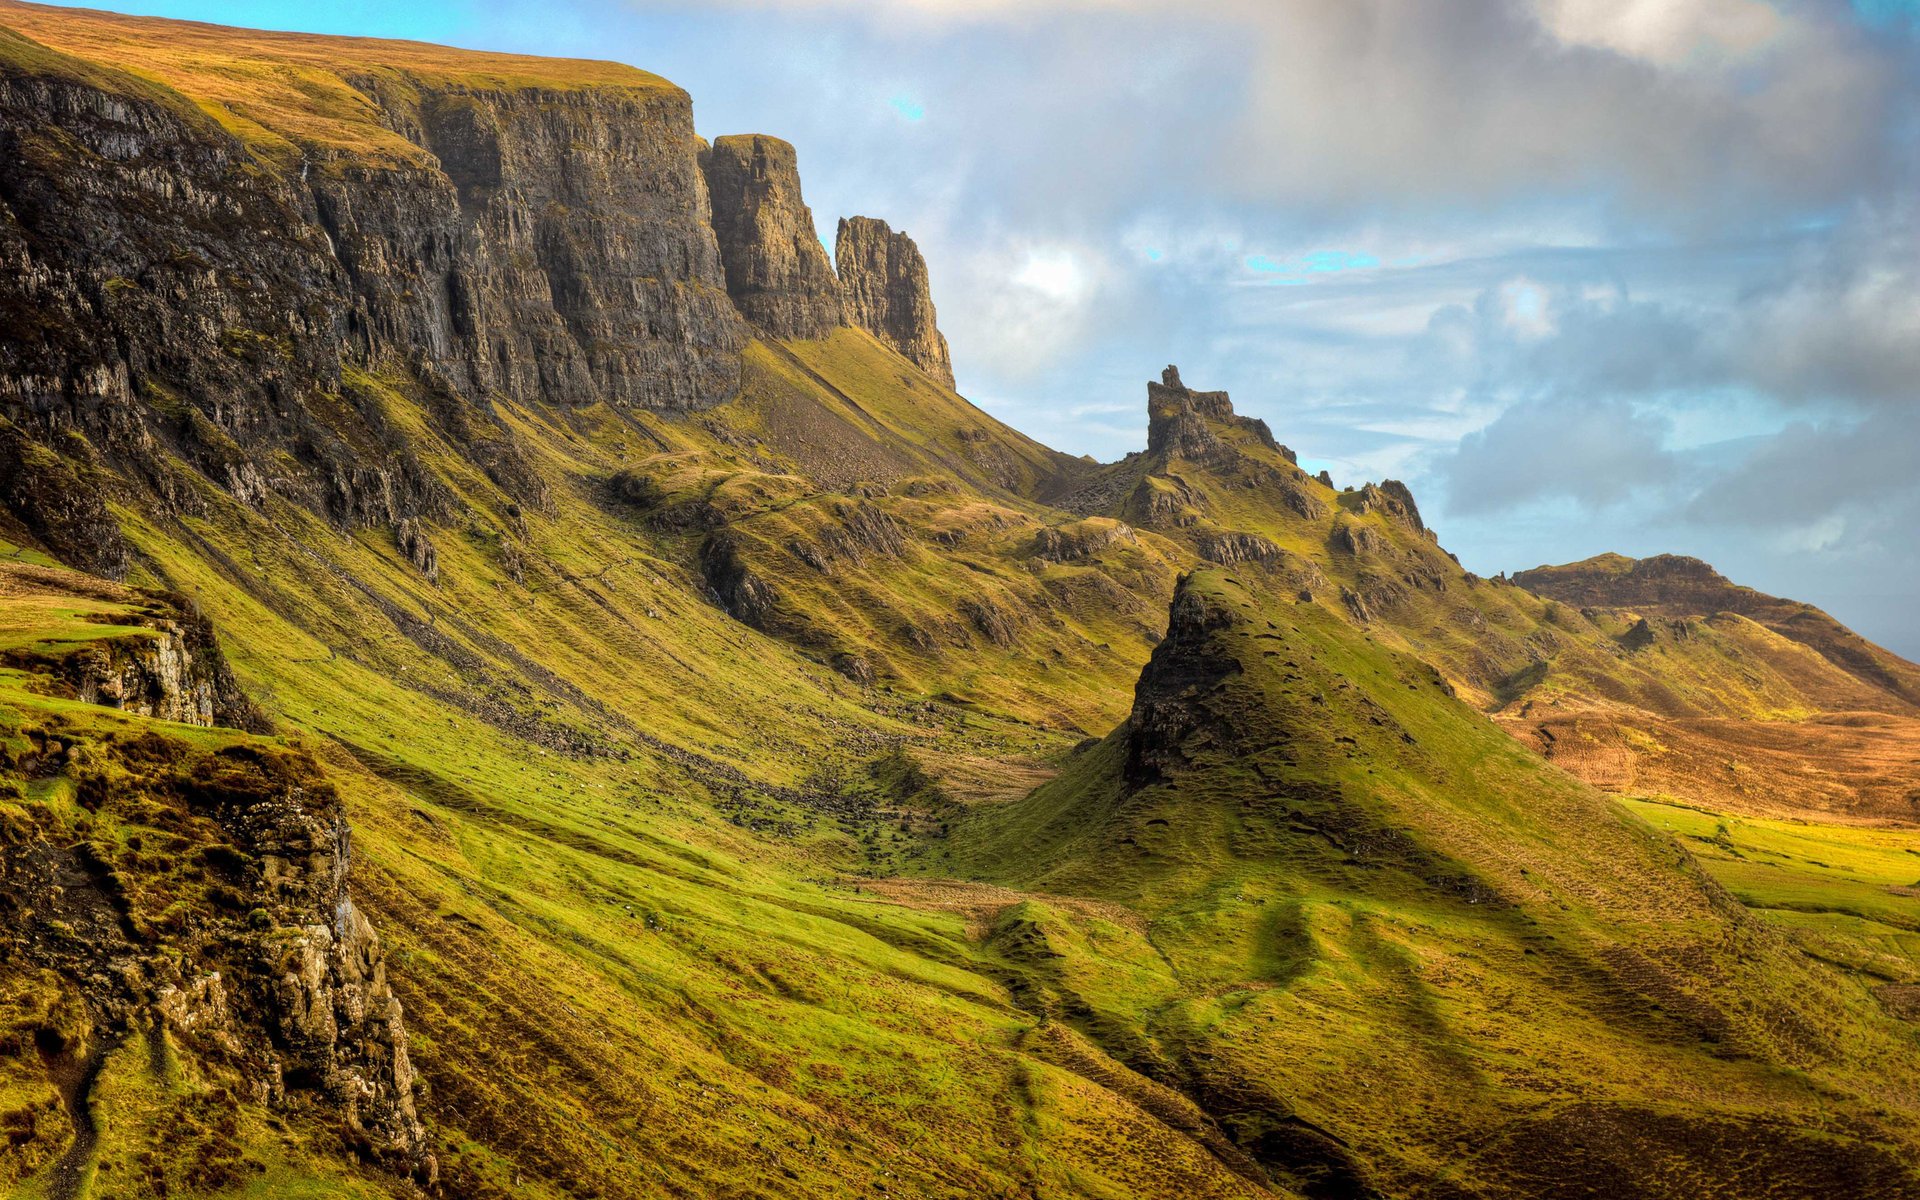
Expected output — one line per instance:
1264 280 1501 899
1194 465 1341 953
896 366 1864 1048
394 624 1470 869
0 330 1282 1199
6 319 1920 1196
941 569 1920 1196
0 0 677 165
2 6 1918 1195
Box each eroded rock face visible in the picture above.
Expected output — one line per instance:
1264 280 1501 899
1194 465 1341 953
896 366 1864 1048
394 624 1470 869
1123 579 1242 787
1353 481 1426 533
0 739 434 1183
835 216 954 387
0 574 267 731
1144 366 1282 463
701 135 844 338
0 33 747 559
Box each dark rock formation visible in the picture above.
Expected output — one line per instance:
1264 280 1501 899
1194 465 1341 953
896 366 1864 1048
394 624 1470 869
1620 616 1657 652
701 134 844 338
0 29 747 552
835 216 954 387
1123 579 1243 787
0 420 133 580
1146 366 1236 461
702 531 780 629
1145 366 1286 463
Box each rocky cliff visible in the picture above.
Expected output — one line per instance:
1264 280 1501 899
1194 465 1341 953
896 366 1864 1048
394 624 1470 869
0 732 434 1185
835 215 955 387
1144 364 1282 462
701 134 843 339
2 589 265 731
0 9 748 573
0 557 429 1184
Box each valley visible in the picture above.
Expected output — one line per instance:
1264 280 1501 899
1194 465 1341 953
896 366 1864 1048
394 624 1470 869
0 3 1916 1198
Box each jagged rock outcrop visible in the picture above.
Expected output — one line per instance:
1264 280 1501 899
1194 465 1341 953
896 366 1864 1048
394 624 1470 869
1145 366 1282 462
0 19 747 552
1351 481 1426 533
835 216 954 387
1033 519 1136 563
1346 480 1426 535
1123 577 1243 787
702 531 781 628
395 517 439 581
1197 530 1281 566
1330 519 1387 557
0 564 268 731
701 134 844 338
0 732 432 1183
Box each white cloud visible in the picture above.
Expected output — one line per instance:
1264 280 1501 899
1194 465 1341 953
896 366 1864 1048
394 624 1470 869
1535 0 1784 67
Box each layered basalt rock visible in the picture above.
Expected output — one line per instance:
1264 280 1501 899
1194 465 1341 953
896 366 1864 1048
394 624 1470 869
835 216 955 387
701 134 844 338
0 23 747 559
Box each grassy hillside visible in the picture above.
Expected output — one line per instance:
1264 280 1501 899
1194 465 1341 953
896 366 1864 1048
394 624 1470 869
2 6 1918 1198
4 333 1916 1197
941 568 1920 1197
0 0 677 165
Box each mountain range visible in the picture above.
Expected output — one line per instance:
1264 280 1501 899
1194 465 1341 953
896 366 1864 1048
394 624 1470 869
1 4 1917 1198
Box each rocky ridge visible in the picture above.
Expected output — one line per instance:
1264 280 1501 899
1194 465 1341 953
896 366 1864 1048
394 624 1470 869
1516 552 1920 708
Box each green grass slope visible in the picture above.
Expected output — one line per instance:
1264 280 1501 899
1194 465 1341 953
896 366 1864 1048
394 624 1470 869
941 567 1920 1198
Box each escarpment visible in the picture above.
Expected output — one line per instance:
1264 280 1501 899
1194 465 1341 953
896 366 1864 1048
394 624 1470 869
0 12 748 560
835 215 956 387
701 134 844 338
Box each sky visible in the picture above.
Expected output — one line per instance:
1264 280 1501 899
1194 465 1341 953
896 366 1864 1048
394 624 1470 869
35 0 1920 657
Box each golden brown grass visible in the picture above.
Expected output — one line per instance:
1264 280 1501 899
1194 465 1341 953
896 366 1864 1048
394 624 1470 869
0 0 676 163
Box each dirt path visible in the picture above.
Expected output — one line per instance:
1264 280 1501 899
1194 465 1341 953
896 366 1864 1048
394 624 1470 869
36 1031 119 1200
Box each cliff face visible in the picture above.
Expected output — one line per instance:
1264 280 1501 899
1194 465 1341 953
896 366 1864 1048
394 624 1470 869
0 734 433 1183
0 19 747 571
327 74 748 410
701 134 843 338
835 215 955 388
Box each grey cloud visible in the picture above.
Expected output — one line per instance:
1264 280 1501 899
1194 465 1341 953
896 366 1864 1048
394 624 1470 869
1443 396 1678 514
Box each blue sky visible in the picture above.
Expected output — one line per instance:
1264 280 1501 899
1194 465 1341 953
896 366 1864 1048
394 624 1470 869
28 0 1920 657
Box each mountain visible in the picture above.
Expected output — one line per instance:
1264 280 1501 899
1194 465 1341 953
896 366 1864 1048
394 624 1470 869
1503 554 1920 823
0 5 1917 1200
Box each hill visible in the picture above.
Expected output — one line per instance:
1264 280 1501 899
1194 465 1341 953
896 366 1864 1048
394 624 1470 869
0 4 1916 1199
